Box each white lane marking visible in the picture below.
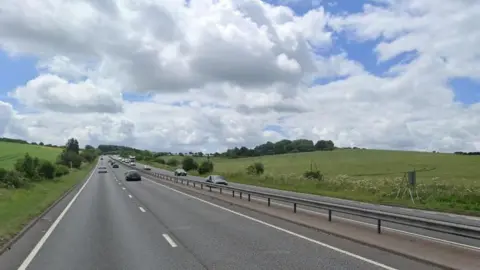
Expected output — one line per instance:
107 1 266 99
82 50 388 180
122 187 126 190
128 194 133 199
163 234 178 248
145 178 396 270
262 199 480 252
139 207 146 213
18 166 96 270
185 177 480 252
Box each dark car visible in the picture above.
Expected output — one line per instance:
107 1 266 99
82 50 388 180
205 175 228 185
125 170 141 181
112 163 119 168
97 166 108 174
174 168 187 176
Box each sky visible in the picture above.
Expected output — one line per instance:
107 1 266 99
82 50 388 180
1 0 480 153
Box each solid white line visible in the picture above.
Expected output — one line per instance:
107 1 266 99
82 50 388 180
18 166 96 270
139 207 146 213
128 194 133 199
145 178 396 270
264 200 480 252
163 234 178 247
189 178 480 252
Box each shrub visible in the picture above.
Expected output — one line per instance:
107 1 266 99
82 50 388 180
155 157 165 164
14 153 40 178
55 164 70 177
182 157 198 171
2 170 29 188
166 158 179 167
198 160 214 175
246 162 264 175
303 170 324 181
38 160 56 179
57 150 82 169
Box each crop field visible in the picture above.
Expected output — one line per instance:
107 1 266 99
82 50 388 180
154 149 480 214
0 142 62 169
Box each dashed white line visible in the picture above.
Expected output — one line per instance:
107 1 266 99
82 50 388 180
18 166 97 270
145 178 397 270
128 194 133 199
139 206 146 213
163 234 178 247
122 187 126 190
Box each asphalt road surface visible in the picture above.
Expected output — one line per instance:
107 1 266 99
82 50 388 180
133 161 480 250
0 158 441 270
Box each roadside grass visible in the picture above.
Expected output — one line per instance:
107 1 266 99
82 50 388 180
0 142 62 169
151 150 480 215
0 161 96 247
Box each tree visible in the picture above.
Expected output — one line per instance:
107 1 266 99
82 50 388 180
39 142 44 146
182 157 198 171
198 160 214 174
65 138 80 154
85 145 95 150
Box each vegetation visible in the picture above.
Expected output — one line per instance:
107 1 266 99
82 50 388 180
0 137 99 247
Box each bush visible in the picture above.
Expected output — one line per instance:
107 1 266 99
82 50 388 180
38 160 56 179
57 150 82 169
1 170 29 188
198 160 214 175
14 153 40 178
55 164 70 177
166 158 179 167
182 157 198 171
303 170 324 181
247 162 264 175
155 157 165 164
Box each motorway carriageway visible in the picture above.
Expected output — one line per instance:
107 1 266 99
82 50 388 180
135 161 480 252
0 158 442 270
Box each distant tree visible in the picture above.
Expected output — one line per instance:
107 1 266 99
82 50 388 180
182 157 198 171
85 145 95 150
65 138 80 154
39 142 44 146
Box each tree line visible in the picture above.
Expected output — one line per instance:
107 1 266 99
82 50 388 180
454 151 480 156
0 138 100 189
1 137 62 148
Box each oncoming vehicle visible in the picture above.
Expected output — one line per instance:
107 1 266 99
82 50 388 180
174 168 187 176
112 163 119 168
143 165 151 170
205 175 228 186
125 170 141 181
97 166 108 173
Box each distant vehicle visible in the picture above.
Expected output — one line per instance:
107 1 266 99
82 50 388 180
205 175 228 185
130 162 136 166
97 166 108 173
125 170 141 181
100 157 103 160
129 155 136 163
112 164 119 168
143 165 151 170
174 168 187 176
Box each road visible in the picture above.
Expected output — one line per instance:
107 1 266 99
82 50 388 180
133 161 480 250
0 158 441 270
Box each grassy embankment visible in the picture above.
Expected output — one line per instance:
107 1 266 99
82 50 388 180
0 142 96 247
147 149 480 215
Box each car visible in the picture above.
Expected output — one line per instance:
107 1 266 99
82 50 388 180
125 170 141 181
112 164 119 168
174 168 187 176
97 166 108 173
100 157 103 160
143 165 151 170
205 175 228 185
130 162 136 166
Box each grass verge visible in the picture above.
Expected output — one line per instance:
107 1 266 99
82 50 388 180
0 161 96 247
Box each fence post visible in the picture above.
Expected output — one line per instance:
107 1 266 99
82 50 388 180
328 210 332 221
268 198 271 206
377 220 381 234
248 194 251 201
294 203 297 213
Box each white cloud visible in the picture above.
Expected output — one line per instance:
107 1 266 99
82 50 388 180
9 74 124 113
0 0 480 153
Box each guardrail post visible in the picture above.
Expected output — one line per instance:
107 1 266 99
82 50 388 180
377 220 381 234
201 184 203 189
232 190 235 197
248 194 251 201
220 188 222 194
193 182 196 187
209 186 212 192
268 198 271 206
328 210 332 221
293 203 297 213
240 192 242 199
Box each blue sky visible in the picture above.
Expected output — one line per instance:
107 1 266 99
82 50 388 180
1 0 479 114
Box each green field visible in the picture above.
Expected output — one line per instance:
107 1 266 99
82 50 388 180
0 161 96 248
151 149 480 215
0 142 62 169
